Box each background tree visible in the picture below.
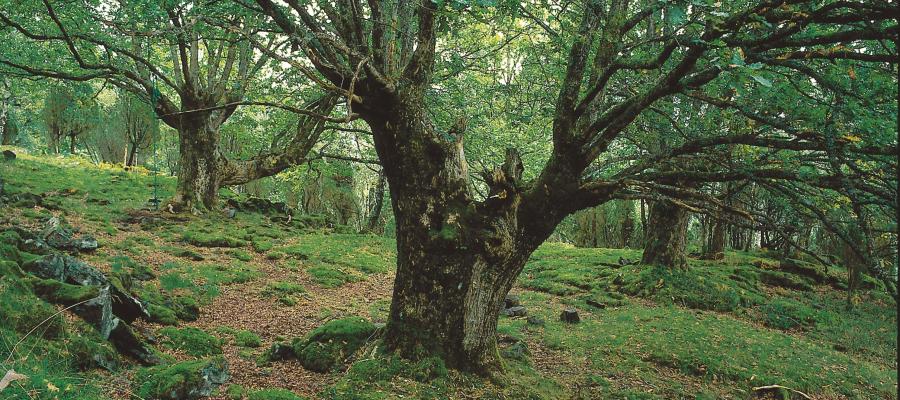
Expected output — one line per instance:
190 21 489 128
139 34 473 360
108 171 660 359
40 83 98 154
0 0 339 210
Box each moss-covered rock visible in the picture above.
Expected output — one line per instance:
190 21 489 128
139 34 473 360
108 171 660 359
248 388 307 400
0 275 65 338
173 296 200 321
291 317 376 372
65 331 120 371
136 357 230 400
158 327 223 357
28 277 99 304
234 330 262 348
147 304 179 325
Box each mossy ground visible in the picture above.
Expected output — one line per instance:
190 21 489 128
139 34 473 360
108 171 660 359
1 149 896 399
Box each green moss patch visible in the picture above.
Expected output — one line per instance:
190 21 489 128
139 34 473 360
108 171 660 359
290 317 377 372
158 327 223 357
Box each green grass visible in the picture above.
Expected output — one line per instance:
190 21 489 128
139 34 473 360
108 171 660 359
278 234 395 287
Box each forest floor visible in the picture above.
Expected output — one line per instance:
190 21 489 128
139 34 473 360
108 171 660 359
0 148 897 400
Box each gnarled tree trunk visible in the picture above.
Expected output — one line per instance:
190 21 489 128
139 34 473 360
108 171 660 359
171 118 223 211
641 198 690 269
359 95 551 373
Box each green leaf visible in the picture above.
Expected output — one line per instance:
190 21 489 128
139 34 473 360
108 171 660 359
750 74 772 87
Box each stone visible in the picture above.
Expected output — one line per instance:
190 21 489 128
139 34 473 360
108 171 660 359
25 254 150 322
224 208 237 218
560 308 580 323
502 306 527 317
2 150 15 161
526 316 545 326
10 192 42 208
586 299 606 309
501 341 530 361
136 358 229 400
38 218 99 253
503 294 520 309
72 235 99 252
618 256 635 266
267 342 297 361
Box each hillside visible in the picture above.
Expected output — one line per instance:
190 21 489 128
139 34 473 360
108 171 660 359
0 149 896 400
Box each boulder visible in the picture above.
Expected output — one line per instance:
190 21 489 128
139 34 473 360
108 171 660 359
39 218 99 253
267 342 297 361
560 308 580 323
526 316 545 326
224 208 237 219
502 306 527 317
136 357 229 400
617 256 635 266
503 294 520 309
501 341 530 362
586 299 606 309
25 254 149 322
10 192 42 208
2 150 15 161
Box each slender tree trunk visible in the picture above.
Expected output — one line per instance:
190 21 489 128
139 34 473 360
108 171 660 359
125 142 138 167
365 170 386 232
0 115 15 145
702 218 726 260
641 198 690 269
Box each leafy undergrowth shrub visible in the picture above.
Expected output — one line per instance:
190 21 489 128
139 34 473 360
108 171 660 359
158 327 223 357
135 357 228 400
288 317 377 372
262 281 306 305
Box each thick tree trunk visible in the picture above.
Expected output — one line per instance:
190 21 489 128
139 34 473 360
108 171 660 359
171 121 223 211
641 198 690 269
357 95 547 374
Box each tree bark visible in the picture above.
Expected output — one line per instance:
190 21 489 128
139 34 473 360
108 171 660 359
641 198 690 269
365 170 386 232
170 119 223 211
702 218 726 260
356 94 553 374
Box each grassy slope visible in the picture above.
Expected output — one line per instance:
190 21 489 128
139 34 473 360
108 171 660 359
0 148 896 400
